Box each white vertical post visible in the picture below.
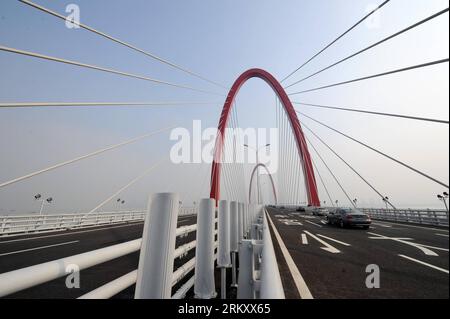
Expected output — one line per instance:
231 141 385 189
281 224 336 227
238 203 244 243
135 193 179 299
230 201 239 287
218 200 231 298
243 204 249 238
194 198 217 299
230 202 239 252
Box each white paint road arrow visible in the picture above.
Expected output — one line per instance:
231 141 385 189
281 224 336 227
368 232 438 256
398 255 449 274
304 220 323 228
317 234 351 247
303 231 340 254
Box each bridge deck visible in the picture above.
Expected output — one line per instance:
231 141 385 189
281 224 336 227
266 207 449 299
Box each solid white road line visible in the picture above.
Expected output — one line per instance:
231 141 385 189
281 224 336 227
320 220 327 225
0 240 79 257
317 234 351 247
435 233 449 237
398 254 449 274
305 220 323 228
301 233 308 245
0 222 144 244
303 231 340 254
267 213 313 299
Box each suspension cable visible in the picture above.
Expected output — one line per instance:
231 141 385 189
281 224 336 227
304 133 356 208
302 121 396 209
289 58 449 95
285 8 450 89
311 159 335 207
293 102 449 124
296 110 449 189
0 125 174 189
0 101 220 108
281 0 391 83
85 159 164 216
19 0 227 90
0 45 223 96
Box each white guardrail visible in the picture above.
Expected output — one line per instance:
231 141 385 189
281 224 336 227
0 194 284 299
361 208 449 227
0 207 197 237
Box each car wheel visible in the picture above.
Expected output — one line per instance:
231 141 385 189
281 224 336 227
363 226 370 230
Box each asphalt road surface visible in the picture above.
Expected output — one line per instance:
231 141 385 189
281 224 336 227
266 207 449 299
0 215 197 299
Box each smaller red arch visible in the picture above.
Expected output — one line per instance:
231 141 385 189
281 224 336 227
248 163 278 204
210 68 320 207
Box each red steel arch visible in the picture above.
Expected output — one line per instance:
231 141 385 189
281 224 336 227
210 68 321 207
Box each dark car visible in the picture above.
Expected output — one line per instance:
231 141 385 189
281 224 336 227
327 208 371 229
296 206 306 212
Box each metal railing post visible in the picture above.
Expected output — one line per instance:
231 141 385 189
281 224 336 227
217 200 231 299
237 240 255 299
230 201 239 288
194 198 217 299
135 193 179 299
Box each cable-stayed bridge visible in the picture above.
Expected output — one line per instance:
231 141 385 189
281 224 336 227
0 0 448 300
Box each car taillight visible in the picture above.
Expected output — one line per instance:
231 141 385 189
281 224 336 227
346 215 353 220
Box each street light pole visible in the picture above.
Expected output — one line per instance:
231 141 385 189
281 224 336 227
382 196 389 210
38 200 45 216
437 192 449 212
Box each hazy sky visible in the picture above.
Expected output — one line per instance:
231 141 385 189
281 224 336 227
0 0 449 214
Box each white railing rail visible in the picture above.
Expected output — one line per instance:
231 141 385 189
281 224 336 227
0 205 198 238
0 211 145 237
361 208 449 227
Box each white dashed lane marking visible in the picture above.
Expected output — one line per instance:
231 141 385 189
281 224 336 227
372 222 392 228
301 233 308 245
